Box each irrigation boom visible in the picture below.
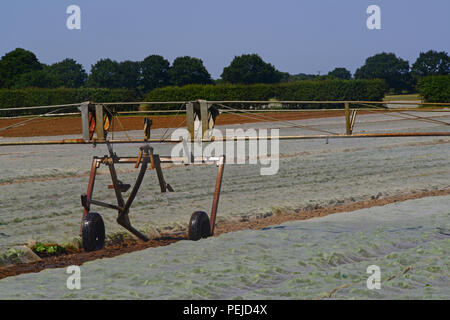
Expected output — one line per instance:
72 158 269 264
2 132 450 147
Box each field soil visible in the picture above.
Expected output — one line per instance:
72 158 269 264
0 110 354 137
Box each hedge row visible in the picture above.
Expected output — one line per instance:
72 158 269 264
417 75 450 103
0 88 138 116
0 80 389 116
144 79 387 109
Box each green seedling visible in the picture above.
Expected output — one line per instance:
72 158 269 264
32 243 66 256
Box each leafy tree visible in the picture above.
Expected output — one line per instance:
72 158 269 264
354 52 413 93
411 50 450 79
88 59 141 89
221 54 283 84
0 48 42 88
117 60 141 89
169 56 212 86
87 58 121 88
417 75 450 103
47 58 87 88
141 55 170 92
288 73 318 81
328 67 351 80
13 67 61 88
279 71 290 82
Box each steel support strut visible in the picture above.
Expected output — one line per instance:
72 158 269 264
153 153 174 192
81 146 155 241
80 157 101 235
209 156 225 236
113 145 151 241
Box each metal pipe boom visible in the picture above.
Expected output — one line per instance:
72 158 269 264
1 132 450 146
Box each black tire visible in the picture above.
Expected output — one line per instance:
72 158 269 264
188 211 211 241
82 212 105 252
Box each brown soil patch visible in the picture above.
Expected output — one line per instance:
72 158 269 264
1 187 449 281
0 111 354 138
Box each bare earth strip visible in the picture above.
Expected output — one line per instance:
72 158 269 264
0 111 355 137
1 187 449 280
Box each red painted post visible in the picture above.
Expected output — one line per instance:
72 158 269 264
80 158 99 234
209 157 225 236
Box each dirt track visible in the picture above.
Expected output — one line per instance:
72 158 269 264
0 111 350 137
1 187 449 280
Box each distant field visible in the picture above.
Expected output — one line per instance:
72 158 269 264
384 94 422 101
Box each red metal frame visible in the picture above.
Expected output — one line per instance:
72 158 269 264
81 145 225 241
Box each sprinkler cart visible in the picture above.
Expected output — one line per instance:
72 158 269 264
79 101 224 251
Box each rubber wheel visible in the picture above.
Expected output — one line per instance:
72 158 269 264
82 212 105 252
188 211 211 241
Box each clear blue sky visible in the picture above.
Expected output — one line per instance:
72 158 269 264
1 0 449 79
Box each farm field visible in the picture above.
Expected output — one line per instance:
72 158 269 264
0 111 449 295
1 112 450 252
383 94 422 101
0 195 448 299
0 110 352 138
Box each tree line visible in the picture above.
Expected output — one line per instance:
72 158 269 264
0 48 448 95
